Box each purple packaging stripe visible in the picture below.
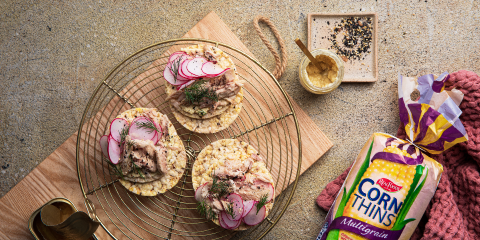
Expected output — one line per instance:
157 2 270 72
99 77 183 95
407 104 423 129
398 98 409 126
432 73 449 93
413 106 441 144
406 145 416 155
440 123 466 141
386 137 396 147
320 216 404 240
371 151 424 165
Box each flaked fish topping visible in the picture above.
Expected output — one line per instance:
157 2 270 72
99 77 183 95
120 135 168 175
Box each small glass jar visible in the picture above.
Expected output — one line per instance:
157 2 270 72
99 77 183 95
298 49 344 94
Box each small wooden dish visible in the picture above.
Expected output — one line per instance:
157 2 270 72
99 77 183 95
308 12 378 82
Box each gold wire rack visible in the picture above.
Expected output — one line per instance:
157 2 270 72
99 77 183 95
76 38 302 240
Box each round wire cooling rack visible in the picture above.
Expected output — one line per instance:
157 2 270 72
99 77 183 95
76 38 302 240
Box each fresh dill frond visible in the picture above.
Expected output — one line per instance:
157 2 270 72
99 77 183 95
224 201 236 219
256 194 269 214
135 121 161 134
168 56 183 83
132 163 145 180
197 200 207 216
120 126 129 143
104 157 125 180
209 176 229 198
196 201 217 220
184 80 218 105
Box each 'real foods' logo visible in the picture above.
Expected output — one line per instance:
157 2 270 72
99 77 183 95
376 178 402 192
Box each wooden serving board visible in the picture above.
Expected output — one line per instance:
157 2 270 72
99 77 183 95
308 12 378 82
0 11 332 240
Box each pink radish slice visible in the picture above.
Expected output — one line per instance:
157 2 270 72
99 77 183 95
253 180 275 203
169 61 192 82
164 61 189 85
202 68 230 79
99 135 109 157
225 194 244 221
187 57 208 77
241 200 255 218
220 211 242 229
218 212 231 229
168 51 185 62
195 183 208 201
151 132 158 145
243 204 266 226
177 80 196 91
165 61 192 84
109 118 129 142
169 55 195 81
163 62 180 85
128 117 157 141
201 61 228 75
181 60 198 79
266 183 274 202
178 61 195 79
107 136 122 164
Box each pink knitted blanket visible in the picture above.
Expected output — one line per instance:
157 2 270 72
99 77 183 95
316 70 480 239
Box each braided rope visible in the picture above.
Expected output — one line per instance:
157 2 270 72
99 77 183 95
253 16 288 79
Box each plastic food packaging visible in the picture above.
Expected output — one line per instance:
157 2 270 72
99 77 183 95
317 72 468 240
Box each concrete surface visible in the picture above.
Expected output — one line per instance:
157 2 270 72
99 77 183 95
1 0 479 239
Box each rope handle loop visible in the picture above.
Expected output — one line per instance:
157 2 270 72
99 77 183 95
253 16 288 79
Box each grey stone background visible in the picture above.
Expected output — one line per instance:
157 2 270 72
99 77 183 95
1 0 479 239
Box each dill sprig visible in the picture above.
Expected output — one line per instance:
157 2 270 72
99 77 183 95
135 121 161 134
256 194 269 214
209 175 229 198
132 163 146 180
119 126 129 143
224 201 236 219
104 157 125 180
169 56 183 83
184 80 218 105
197 201 217 220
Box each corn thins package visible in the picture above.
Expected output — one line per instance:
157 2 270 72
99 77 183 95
317 73 468 240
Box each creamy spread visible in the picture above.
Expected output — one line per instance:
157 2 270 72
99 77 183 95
306 54 338 88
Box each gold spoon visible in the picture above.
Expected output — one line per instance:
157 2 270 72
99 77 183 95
294 38 332 83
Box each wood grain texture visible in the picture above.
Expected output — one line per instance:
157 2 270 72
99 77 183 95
0 11 332 240
307 12 378 82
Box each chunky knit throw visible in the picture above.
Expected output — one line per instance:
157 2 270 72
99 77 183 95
316 70 480 239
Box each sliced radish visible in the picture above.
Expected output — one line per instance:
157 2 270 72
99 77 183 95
187 57 208 77
151 132 159 145
177 80 196 91
225 194 244 221
266 183 274 202
165 61 191 84
163 62 180 85
128 117 157 141
169 55 195 80
243 204 266 226
178 65 195 80
241 200 255 218
220 211 241 229
168 51 185 62
99 135 109 158
195 183 208 201
218 212 231 229
202 61 229 76
181 59 198 79
107 136 122 164
109 118 129 142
